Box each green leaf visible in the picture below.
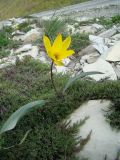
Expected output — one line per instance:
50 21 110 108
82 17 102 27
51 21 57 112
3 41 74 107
0 100 46 134
63 71 103 93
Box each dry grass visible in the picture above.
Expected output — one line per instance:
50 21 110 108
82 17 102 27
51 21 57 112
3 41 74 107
0 0 89 20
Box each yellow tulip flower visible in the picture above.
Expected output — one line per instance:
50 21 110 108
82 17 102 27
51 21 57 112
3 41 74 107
43 34 75 66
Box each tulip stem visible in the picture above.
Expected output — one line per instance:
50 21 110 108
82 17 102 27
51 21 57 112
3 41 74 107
50 61 59 95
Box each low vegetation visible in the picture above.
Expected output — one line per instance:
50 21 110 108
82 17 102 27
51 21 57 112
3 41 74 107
0 58 120 159
0 27 21 58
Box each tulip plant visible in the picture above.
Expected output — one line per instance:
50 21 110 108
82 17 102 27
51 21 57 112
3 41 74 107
43 33 75 95
0 33 102 145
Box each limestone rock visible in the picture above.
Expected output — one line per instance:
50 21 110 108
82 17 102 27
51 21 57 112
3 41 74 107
12 30 25 36
15 44 32 54
111 63 120 79
99 26 117 38
111 33 120 41
55 66 68 74
10 18 26 25
89 35 108 55
13 35 25 41
86 52 100 64
92 23 104 30
69 100 120 160
39 51 50 64
78 45 96 57
79 26 97 34
106 42 120 62
83 58 117 81
80 52 99 64
23 29 42 43
18 46 39 60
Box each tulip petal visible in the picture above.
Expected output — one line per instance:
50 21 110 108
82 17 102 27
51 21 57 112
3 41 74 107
52 34 62 51
59 50 75 59
62 36 71 50
43 36 51 53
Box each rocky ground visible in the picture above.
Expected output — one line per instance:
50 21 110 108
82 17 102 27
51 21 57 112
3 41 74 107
0 3 120 160
0 15 120 81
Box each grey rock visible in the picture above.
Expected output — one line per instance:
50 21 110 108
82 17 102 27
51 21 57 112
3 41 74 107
106 42 120 62
83 58 117 81
12 30 25 36
112 63 120 79
23 28 42 43
92 23 104 30
89 35 108 55
69 100 120 160
78 45 96 57
99 26 117 38
15 44 32 54
111 33 120 41
79 25 97 34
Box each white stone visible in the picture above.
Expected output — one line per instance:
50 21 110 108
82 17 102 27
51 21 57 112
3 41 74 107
92 23 104 30
55 66 68 74
12 30 25 36
15 44 32 54
106 42 120 62
111 63 120 79
81 52 100 64
74 63 82 71
39 51 49 63
23 29 42 43
99 26 117 38
41 16 51 21
83 58 117 81
69 100 120 160
3 20 12 27
10 18 26 25
89 35 108 55
13 35 25 41
111 33 120 41
79 26 97 34
86 53 100 64
18 46 39 60
0 56 16 69
63 58 71 66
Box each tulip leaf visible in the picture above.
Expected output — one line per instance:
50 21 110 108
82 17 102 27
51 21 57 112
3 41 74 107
0 100 46 134
63 71 103 93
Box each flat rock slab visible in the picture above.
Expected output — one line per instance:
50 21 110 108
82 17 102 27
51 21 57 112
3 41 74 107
89 35 108 55
83 58 117 81
106 41 120 62
69 100 120 160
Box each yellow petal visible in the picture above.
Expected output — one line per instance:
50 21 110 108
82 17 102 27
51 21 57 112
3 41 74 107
43 35 51 53
62 36 71 50
54 60 64 66
59 50 75 59
52 34 62 51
